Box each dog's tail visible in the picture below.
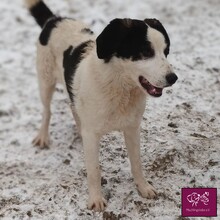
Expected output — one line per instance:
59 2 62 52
24 0 54 28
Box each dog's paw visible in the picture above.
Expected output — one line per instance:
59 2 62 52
88 196 107 212
136 182 157 199
32 134 49 149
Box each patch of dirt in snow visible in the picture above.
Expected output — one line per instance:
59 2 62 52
0 0 220 219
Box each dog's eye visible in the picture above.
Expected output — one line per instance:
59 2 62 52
142 49 154 58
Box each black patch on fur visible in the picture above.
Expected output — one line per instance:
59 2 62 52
39 17 63 46
63 41 93 103
96 18 155 62
81 28 94 35
144 18 170 56
30 1 54 28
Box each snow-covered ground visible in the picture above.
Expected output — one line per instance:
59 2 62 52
0 0 220 219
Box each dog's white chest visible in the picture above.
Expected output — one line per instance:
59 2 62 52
79 88 147 133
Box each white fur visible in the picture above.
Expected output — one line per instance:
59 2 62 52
31 17 173 211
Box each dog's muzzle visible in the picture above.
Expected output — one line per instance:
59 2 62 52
139 72 178 97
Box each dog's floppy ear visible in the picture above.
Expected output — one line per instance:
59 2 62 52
144 18 170 44
144 18 163 29
144 18 170 56
96 18 130 59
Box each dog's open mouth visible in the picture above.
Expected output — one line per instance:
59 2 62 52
139 76 163 97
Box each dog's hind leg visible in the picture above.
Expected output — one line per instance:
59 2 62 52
70 107 82 142
124 126 157 199
33 82 55 148
33 46 56 148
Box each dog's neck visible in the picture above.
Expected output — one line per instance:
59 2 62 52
90 54 146 113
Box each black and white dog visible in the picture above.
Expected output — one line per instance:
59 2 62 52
25 0 177 211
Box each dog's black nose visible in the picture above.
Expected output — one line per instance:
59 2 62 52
166 73 178 85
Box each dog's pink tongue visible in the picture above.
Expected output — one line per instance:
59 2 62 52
148 86 163 97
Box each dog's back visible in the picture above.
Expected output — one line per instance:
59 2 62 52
25 0 95 93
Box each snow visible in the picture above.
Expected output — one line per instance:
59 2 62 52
0 0 220 219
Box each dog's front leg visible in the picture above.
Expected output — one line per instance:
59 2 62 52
124 126 157 199
81 130 107 211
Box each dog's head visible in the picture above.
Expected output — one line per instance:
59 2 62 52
96 18 177 97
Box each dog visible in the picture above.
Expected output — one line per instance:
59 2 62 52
25 0 178 211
